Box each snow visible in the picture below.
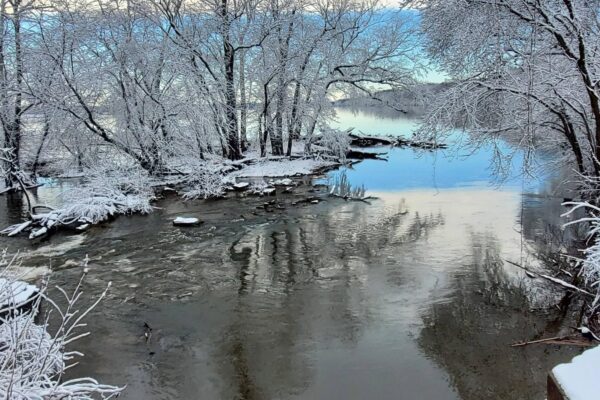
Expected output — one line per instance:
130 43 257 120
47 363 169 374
231 159 337 178
0 278 38 310
0 258 124 399
173 217 201 226
552 345 600 400
6 221 32 237
76 224 90 231
29 227 48 239
233 182 250 190
270 178 294 186
562 202 600 291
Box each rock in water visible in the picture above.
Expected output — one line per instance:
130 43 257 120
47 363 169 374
270 178 293 186
173 217 201 226
76 224 90 232
0 278 39 312
233 182 250 191
29 227 48 240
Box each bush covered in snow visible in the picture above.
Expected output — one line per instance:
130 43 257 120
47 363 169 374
0 254 123 399
317 127 352 161
181 165 226 200
53 166 154 225
563 202 600 290
1 165 155 239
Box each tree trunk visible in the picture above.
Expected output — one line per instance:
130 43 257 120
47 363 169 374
287 81 302 156
31 114 51 177
260 82 270 157
239 49 248 152
221 0 240 160
2 0 24 188
271 11 294 156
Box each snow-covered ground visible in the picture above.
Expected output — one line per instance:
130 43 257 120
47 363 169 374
2 149 342 238
552 345 600 400
230 158 338 178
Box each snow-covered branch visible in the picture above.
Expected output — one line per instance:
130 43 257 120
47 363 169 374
0 254 123 399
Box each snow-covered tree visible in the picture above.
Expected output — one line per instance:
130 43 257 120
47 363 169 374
410 0 600 180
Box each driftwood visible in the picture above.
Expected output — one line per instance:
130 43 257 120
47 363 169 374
346 150 388 160
329 193 376 203
511 334 595 347
348 133 447 150
291 196 322 206
504 259 594 297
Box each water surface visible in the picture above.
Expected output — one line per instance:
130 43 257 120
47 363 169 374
0 109 580 399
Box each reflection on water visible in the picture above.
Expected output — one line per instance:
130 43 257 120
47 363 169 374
334 108 421 136
332 107 543 191
0 109 582 399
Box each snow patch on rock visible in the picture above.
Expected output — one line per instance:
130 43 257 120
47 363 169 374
173 217 201 226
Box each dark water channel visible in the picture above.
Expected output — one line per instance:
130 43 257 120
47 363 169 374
0 109 583 399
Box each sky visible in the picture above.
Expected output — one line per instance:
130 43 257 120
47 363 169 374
422 68 448 83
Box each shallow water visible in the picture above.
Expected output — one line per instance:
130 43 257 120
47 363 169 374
0 110 582 399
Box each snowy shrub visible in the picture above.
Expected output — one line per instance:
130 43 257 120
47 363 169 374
182 165 226 200
317 127 351 161
0 254 123 399
53 166 154 225
563 202 600 290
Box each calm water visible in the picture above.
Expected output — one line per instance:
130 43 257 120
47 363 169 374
0 109 581 399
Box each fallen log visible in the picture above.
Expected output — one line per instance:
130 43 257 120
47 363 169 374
349 133 394 147
346 150 388 160
348 132 447 150
504 259 594 298
511 334 594 347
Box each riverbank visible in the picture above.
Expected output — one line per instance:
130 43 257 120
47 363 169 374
7 171 579 400
1 131 444 241
0 109 589 400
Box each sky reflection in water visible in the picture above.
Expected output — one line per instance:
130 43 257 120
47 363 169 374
331 108 541 192
0 107 578 400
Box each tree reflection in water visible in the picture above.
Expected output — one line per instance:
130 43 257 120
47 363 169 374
418 193 582 400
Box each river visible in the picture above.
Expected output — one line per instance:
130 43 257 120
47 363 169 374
0 108 582 399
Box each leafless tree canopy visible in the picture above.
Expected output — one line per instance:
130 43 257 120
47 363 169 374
411 0 600 180
0 0 419 188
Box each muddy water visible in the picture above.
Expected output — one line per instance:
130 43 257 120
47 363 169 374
0 110 583 399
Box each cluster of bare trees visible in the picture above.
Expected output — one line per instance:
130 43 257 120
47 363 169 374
410 0 600 185
0 0 417 189
409 0 600 330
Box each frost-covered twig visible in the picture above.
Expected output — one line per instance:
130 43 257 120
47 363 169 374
562 202 600 291
0 254 124 399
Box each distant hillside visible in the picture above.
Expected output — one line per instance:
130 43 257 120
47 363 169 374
333 82 452 117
